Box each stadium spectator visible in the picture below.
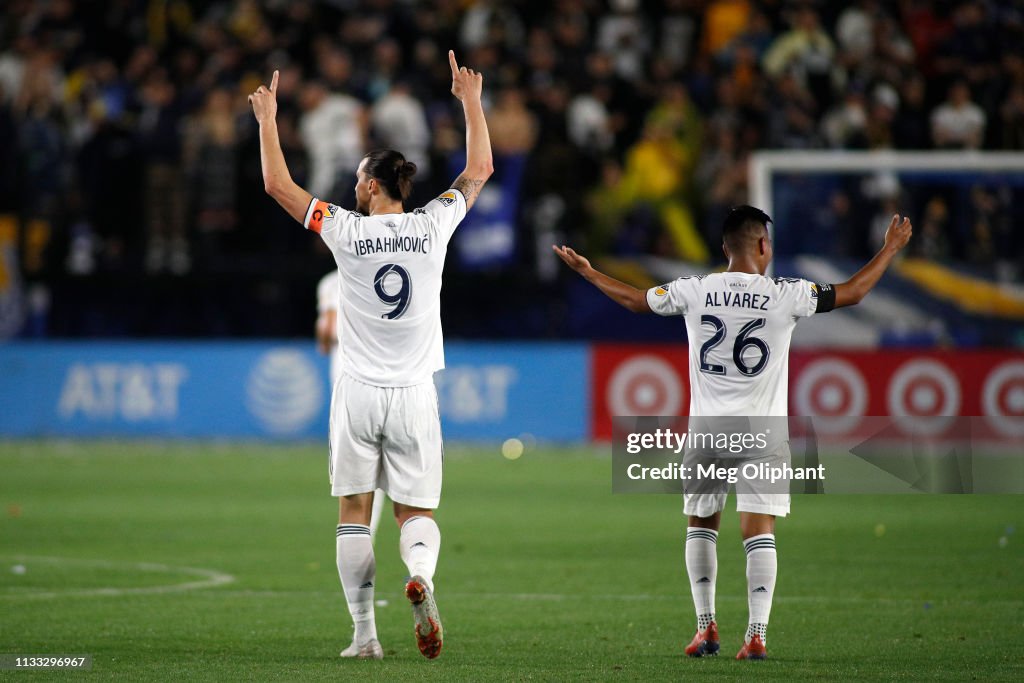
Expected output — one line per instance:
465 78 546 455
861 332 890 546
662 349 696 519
998 83 1024 149
762 4 836 108
183 88 240 266
371 81 431 178
298 80 366 200
821 85 868 149
931 80 986 149
893 74 931 149
567 81 616 155
765 72 819 149
835 1 878 67
701 0 752 58
913 196 952 262
596 0 650 83
138 70 188 274
488 86 538 155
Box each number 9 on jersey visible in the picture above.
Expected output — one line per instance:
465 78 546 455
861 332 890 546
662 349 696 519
374 264 412 319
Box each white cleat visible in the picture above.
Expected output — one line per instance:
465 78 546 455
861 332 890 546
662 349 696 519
339 638 384 660
405 575 443 659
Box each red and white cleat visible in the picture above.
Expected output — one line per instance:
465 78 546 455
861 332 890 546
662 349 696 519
735 634 767 660
684 621 720 657
405 576 443 659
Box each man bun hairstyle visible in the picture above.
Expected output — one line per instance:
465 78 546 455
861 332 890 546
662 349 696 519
722 204 772 252
363 149 417 201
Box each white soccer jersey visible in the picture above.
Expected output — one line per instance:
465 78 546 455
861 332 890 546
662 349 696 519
647 272 832 416
305 188 467 387
316 269 342 383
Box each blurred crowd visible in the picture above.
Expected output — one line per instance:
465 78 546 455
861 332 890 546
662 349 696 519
1 0 1022 338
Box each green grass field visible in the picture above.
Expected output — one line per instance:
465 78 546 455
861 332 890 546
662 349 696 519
1 441 1022 681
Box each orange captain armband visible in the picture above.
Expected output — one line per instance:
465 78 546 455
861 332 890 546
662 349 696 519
305 199 333 234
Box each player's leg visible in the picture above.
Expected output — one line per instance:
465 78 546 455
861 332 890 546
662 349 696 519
368 488 386 543
330 375 386 659
734 444 789 660
395 505 441 591
394 504 443 659
736 512 775 660
337 493 382 658
380 381 445 658
683 494 726 657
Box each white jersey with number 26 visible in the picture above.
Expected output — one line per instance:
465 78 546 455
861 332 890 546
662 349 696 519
647 272 828 417
305 188 467 387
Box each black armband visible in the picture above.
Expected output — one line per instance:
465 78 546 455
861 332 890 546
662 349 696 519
814 283 836 313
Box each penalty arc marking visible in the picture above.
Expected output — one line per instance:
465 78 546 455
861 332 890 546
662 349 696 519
0 555 236 600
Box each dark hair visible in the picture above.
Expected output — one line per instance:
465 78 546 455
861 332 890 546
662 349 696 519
362 149 417 201
722 205 772 252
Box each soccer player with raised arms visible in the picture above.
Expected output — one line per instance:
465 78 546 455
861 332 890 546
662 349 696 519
555 206 911 660
249 51 492 660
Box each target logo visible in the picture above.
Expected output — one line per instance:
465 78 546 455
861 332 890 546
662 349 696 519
794 358 867 433
607 355 684 416
982 361 1024 436
886 359 960 434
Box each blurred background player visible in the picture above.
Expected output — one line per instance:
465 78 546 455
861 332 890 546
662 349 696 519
316 268 385 543
554 205 912 660
250 50 492 660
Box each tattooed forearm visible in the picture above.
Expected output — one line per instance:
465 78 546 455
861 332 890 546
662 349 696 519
452 174 486 209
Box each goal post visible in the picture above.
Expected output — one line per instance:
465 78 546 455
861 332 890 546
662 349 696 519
749 150 1024 223
748 150 1024 281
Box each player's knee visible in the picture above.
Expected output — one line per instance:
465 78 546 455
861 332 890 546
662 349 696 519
338 492 375 524
393 504 434 528
688 512 721 530
739 512 775 539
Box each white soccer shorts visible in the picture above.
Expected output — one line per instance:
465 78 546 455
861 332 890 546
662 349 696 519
329 373 443 509
682 443 792 518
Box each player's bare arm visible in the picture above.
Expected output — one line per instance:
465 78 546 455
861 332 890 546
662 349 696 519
448 50 493 210
834 214 913 308
249 70 314 224
315 309 337 355
553 245 652 314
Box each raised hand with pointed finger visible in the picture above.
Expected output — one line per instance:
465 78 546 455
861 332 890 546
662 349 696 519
248 69 280 124
448 50 482 104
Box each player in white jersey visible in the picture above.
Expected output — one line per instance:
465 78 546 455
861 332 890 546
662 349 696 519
555 205 912 660
315 269 342 383
250 50 493 661
315 269 385 543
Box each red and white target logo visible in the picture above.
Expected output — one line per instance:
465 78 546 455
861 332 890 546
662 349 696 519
983 361 1024 436
607 355 684 416
887 359 960 433
794 358 867 433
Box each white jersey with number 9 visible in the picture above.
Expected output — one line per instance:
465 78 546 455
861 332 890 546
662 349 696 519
305 189 467 387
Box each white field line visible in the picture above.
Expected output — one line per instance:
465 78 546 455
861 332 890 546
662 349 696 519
3 558 1018 609
0 555 235 600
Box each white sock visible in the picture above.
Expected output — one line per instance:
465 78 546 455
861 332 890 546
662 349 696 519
400 516 441 592
685 527 718 630
368 490 385 544
336 524 377 645
743 533 777 645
